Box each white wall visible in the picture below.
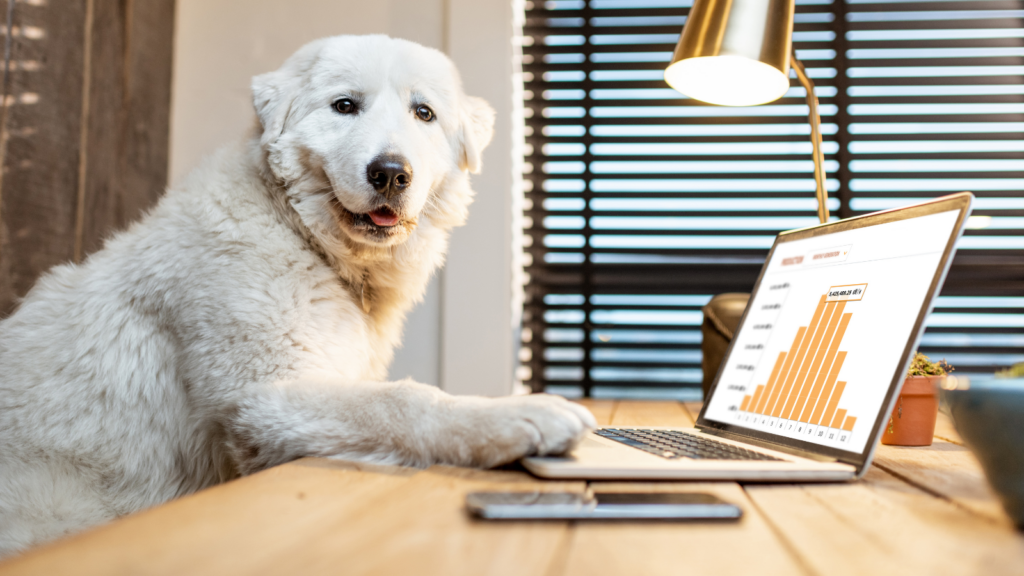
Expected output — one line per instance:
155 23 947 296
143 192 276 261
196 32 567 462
170 0 518 396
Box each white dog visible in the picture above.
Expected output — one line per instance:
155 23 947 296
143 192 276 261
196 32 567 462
0 35 595 556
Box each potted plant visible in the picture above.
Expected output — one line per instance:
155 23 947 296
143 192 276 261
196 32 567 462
881 353 953 446
996 362 1024 379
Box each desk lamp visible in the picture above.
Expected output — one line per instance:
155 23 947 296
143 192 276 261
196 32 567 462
664 0 829 224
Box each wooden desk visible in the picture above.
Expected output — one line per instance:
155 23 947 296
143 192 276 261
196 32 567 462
2 400 1022 575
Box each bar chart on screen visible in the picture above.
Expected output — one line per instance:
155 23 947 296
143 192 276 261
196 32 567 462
702 208 961 453
735 283 868 445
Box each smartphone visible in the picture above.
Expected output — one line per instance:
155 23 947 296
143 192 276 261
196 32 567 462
465 491 742 521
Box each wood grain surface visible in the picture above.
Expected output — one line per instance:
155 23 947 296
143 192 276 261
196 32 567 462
561 400 805 576
1 400 1021 575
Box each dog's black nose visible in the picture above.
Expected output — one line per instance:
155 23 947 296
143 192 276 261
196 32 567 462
366 154 413 198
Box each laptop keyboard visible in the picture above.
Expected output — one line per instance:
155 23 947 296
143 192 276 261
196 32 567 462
595 428 783 461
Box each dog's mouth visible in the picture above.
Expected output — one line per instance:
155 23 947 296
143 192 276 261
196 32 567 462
331 198 416 243
355 206 401 229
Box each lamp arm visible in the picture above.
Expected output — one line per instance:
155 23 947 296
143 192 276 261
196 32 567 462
791 53 830 224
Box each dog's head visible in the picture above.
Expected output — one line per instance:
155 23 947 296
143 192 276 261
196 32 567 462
252 35 495 249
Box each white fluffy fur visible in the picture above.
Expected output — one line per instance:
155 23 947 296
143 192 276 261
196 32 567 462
0 35 595 557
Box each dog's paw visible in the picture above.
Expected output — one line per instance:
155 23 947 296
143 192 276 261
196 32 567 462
468 394 597 468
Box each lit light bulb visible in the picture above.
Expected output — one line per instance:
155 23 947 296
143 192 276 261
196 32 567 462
664 55 790 107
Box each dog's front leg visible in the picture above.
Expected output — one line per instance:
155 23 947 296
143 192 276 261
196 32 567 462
224 379 596 474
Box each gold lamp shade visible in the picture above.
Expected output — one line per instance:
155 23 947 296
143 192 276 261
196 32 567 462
663 0 829 223
664 0 795 107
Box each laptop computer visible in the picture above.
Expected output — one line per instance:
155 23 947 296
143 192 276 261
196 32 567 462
524 192 974 482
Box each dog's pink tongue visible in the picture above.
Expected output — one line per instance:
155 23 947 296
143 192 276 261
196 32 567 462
369 209 399 227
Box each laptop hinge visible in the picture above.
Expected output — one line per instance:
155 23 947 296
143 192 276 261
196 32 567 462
698 427 838 463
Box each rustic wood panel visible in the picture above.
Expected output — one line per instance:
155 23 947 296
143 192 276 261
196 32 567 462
80 0 174 257
0 0 174 316
0 0 87 314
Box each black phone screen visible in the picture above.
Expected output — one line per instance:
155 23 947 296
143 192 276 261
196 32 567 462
466 491 742 520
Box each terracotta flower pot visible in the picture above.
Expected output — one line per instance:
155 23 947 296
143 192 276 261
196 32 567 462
881 375 942 446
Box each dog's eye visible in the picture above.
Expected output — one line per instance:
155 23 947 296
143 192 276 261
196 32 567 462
415 105 435 122
333 98 357 115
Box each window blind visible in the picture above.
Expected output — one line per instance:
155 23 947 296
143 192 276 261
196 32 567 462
520 0 1024 399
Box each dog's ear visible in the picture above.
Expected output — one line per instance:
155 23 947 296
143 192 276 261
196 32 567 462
251 41 324 181
252 68 300 148
457 96 496 174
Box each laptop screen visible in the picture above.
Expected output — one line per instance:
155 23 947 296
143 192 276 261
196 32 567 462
701 205 964 456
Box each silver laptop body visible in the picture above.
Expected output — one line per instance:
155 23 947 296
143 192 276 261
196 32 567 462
524 193 974 482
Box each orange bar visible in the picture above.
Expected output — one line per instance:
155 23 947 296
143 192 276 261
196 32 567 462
830 408 848 430
761 329 806 415
820 381 847 428
796 302 848 422
806 313 852 423
753 353 786 414
740 395 752 411
842 416 857 432
781 300 838 420
749 385 765 413
771 296 828 417
810 353 847 425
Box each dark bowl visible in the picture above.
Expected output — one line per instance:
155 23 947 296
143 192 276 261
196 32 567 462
940 377 1024 528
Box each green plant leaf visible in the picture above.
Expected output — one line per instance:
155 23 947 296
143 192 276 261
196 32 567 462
906 352 953 377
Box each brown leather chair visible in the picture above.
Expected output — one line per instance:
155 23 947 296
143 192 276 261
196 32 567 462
700 293 751 400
